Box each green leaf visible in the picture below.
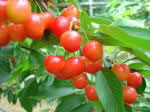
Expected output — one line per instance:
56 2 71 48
0 45 14 58
39 80 80 100
124 104 132 112
96 68 125 112
40 109 50 112
8 59 30 83
112 18 144 28
0 56 11 83
89 17 112 25
100 25 150 51
30 30 59 49
140 70 150 76
71 103 94 112
19 79 40 112
129 62 147 70
91 100 103 112
29 51 45 67
55 94 85 112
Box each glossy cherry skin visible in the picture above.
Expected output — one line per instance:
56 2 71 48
123 86 137 104
0 24 10 47
39 11 55 29
82 41 103 61
61 5 80 18
0 0 7 21
112 64 130 81
72 73 88 89
64 57 85 77
50 16 70 38
6 0 31 24
8 23 27 42
23 13 45 40
44 55 65 74
55 69 72 80
67 16 80 27
80 56 102 74
85 85 98 101
60 31 82 52
127 72 142 87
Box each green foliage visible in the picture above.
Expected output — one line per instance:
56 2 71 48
96 69 125 112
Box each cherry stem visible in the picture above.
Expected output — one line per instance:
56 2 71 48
69 20 74 31
80 27 89 42
123 57 137 63
35 0 44 12
37 0 51 12
20 45 34 51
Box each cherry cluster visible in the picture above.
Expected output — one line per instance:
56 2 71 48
112 64 142 104
0 0 143 104
44 5 103 101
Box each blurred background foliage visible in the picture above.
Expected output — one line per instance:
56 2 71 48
53 0 150 28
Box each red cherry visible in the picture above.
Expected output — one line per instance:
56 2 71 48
23 13 45 40
0 24 10 47
50 16 70 38
6 0 31 24
64 57 84 77
0 21 4 25
127 72 142 87
123 86 137 104
55 69 71 80
60 31 82 52
112 64 130 81
44 55 65 74
0 0 7 21
39 11 55 29
67 16 80 27
72 73 88 89
8 23 27 42
85 85 98 101
83 41 103 61
79 56 102 74
61 5 80 18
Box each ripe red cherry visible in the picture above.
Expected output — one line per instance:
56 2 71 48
44 55 65 74
6 0 31 24
39 11 55 29
64 57 84 77
61 5 80 18
72 73 88 89
0 0 7 21
8 23 27 42
79 56 102 74
123 86 137 104
112 64 130 81
55 69 72 80
0 24 10 47
60 31 82 52
23 13 45 40
67 16 80 27
50 16 70 37
85 85 98 101
127 72 142 87
0 21 4 25
82 41 103 61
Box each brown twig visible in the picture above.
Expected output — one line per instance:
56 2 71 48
37 0 50 12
